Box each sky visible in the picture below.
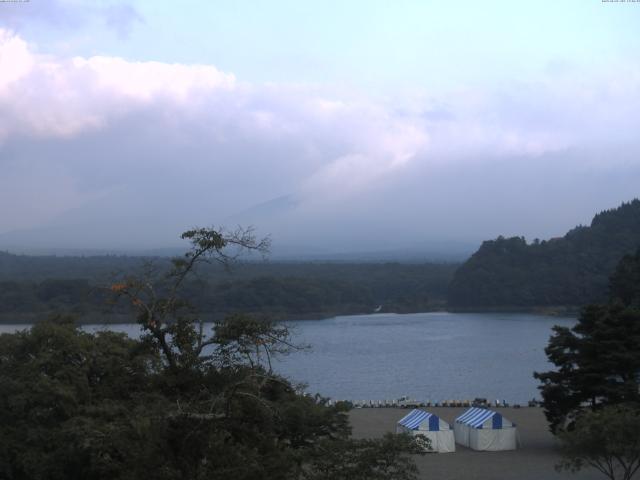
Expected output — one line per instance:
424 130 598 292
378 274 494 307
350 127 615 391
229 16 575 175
0 0 639 256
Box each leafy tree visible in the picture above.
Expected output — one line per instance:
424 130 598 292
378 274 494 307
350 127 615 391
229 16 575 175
0 228 424 479
107 226 272 371
303 433 427 480
556 405 640 480
0 315 160 480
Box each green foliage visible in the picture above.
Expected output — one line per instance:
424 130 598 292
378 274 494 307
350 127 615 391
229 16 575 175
0 319 160 480
534 304 640 432
610 249 640 308
0 228 423 479
535 248 640 432
556 405 640 480
449 199 640 308
0 314 422 480
303 433 426 480
0 256 457 321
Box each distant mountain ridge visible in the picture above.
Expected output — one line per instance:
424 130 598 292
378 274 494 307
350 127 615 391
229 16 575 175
448 199 640 308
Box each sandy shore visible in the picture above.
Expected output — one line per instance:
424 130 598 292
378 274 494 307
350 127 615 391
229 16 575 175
349 407 602 480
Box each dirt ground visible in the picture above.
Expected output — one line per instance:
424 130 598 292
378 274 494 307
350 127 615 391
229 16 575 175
349 407 603 480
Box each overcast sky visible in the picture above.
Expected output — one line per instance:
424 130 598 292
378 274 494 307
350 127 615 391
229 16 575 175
0 0 639 255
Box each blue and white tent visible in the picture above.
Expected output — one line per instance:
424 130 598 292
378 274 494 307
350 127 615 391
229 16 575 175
396 409 455 453
454 407 517 451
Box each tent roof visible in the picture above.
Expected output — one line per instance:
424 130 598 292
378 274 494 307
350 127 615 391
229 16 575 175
455 407 509 429
397 409 439 430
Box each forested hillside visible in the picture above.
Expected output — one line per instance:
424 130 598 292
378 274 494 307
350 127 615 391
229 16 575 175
0 254 457 322
448 199 640 308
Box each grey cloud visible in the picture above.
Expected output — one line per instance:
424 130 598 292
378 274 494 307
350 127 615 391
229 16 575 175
0 31 639 255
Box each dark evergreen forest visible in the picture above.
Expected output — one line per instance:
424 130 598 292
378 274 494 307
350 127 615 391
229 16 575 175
448 199 640 309
3 199 640 320
0 254 456 322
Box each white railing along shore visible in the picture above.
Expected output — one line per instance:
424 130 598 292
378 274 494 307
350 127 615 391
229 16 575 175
323 398 541 408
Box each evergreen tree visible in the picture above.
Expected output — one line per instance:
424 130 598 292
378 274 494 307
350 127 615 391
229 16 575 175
449 199 640 308
534 248 640 433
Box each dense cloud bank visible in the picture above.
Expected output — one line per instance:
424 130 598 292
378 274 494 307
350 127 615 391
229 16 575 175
0 28 639 253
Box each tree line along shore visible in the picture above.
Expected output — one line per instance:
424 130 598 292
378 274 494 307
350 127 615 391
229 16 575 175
0 198 639 322
1 209 639 479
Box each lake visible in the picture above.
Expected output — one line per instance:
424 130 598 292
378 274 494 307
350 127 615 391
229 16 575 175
0 312 574 404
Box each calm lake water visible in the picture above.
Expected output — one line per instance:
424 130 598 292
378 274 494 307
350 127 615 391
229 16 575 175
0 312 574 404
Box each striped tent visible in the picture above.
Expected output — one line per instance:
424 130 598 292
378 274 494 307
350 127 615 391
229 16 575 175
454 407 517 451
396 409 455 453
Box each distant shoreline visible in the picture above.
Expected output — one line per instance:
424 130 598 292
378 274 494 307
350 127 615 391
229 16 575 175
447 305 580 317
0 306 579 325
